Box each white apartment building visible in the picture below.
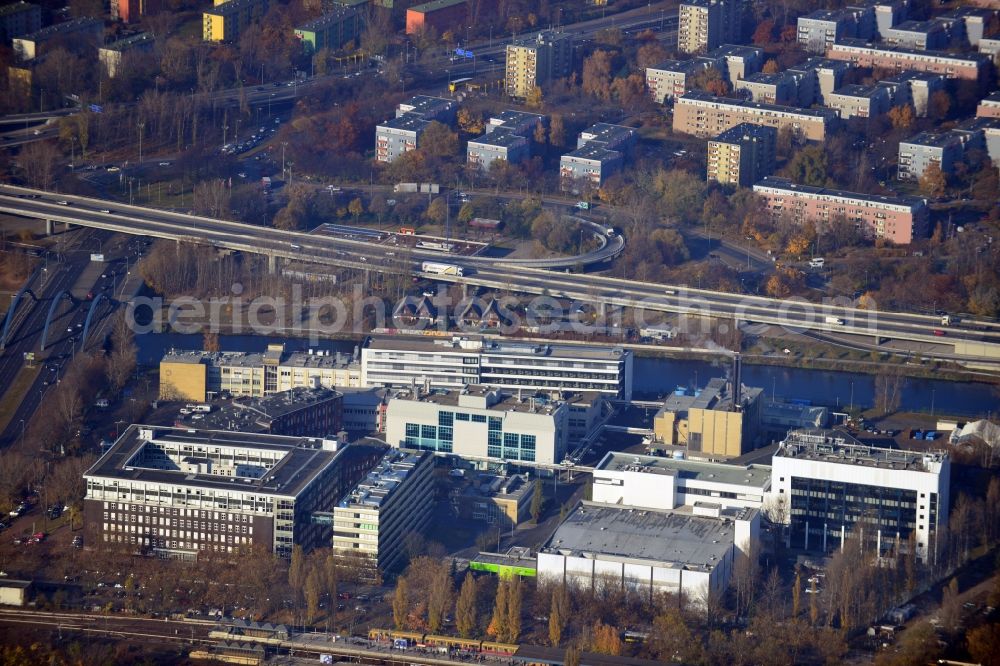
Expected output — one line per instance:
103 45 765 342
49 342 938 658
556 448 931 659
592 451 771 511
331 449 434 574
361 336 633 399
384 385 570 466
770 429 950 562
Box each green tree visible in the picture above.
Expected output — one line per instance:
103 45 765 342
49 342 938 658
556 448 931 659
649 607 702 663
425 197 448 225
530 478 543 523
420 121 459 158
455 573 478 638
783 145 829 187
393 576 409 630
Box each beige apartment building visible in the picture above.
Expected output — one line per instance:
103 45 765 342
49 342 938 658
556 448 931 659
826 38 988 80
752 176 928 245
707 123 776 187
677 0 741 54
673 91 836 141
504 30 573 99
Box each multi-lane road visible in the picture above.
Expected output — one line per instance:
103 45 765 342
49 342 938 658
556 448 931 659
1 184 999 367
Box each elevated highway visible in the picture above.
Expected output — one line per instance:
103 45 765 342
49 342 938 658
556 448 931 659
1 184 998 367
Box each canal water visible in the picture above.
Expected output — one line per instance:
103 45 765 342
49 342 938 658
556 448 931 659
137 333 1000 419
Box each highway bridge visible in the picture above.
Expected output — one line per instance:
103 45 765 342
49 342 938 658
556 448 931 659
1 184 998 368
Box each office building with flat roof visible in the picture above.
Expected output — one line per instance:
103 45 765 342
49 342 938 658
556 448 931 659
771 429 949 562
0 2 41 42
83 426 384 558
294 6 361 53
159 344 362 402
13 17 102 60
673 92 837 141
331 448 434 574
98 32 154 78
653 376 764 459
592 451 771 512
826 39 988 80
361 336 634 399
537 500 759 605
826 83 892 120
505 30 573 99
384 384 570 465
677 0 743 54
706 123 776 187
171 387 343 437
753 176 928 245
458 473 535 530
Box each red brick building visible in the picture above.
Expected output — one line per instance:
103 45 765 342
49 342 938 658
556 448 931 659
405 0 467 36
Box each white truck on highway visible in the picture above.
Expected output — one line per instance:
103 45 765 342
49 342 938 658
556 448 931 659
421 261 464 276
825 316 845 325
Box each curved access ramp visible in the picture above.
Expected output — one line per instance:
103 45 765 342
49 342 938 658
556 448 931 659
40 290 74 351
79 292 109 353
0 281 38 350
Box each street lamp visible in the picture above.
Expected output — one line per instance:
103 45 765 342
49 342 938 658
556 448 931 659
137 121 145 164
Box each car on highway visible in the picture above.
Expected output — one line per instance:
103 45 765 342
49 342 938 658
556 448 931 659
56 200 70 205
107 166 120 173
99 208 111 213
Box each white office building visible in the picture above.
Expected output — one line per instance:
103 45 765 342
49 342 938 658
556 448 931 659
537 500 759 607
331 448 434 574
384 384 570 466
592 451 771 512
361 336 633 399
770 429 950 562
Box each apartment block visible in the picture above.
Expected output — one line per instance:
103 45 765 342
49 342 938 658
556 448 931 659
504 30 573 99
98 32 154 78
826 39 987 80
375 95 457 163
677 0 742 54
826 83 891 120
707 123 776 187
159 344 362 402
203 0 269 43
877 70 944 117
980 37 1000 61
384 384 570 465
734 72 799 105
897 131 967 180
938 6 996 47
112 0 162 23
560 122 637 191
331 449 434 574
797 9 860 53
710 43 764 86
646 58 715 103
405 0 466 36
362 335 634 399
771 429 949 562
0 2 40 42
485 110 547 137
753 175 928 245
786 57 851 107
883 19 947 50
871 0 910 38
467 110 546 169
653 377 764 459
12 17 102 60
294 6 361 53
979 90 1000 118
83 426 383 558
673 91 837 141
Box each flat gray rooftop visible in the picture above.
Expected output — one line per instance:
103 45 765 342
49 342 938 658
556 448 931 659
776 428 946 471
543 502 738 571
596 451 771 489
85 425 343 497
365 335 628 362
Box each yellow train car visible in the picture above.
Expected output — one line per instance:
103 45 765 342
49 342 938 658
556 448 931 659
368 628 426 644
480 640 519 656
423 634 482 651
